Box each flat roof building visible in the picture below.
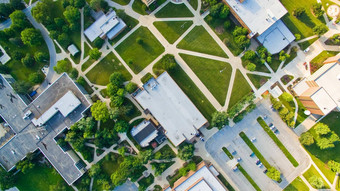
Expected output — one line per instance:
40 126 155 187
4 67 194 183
293 60 340 116
0 73 91 185
223 0 295 54
84 10 127 42
131 120 159 147
67 44 79 56
164 162 227 191
134 72 208 147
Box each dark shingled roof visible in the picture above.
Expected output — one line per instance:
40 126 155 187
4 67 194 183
133 121 158 144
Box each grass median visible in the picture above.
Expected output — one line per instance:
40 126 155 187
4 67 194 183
238 164 261 191
257 117 299 167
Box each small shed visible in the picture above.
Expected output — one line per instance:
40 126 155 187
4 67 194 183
67 44 79 56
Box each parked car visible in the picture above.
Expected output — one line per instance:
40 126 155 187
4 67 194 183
232 166 238 171
256 160 261 165
263 169 268 174
251 137 256 142
232 150 237 155
258 163 263 168
237 157 242 162
274 129 279 134
250 152 255 157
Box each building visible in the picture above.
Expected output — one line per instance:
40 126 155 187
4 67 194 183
131 120 159 147
133 72 208 147
0 45 11 64
84 10 127 42
223 0 295 54
67 44 79 56
164 162 227 191
0 73 92 185
293 60 340 116
141 0 155 7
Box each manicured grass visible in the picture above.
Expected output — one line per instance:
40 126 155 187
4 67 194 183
112 0 130 5
154 144 176 159
15 158 72 191
239 131 271 169
303 165 330 189
310 50 339 74
162 64 216 123
116 26 165 74
141 72 154 83
153 21 193 44
119 98 142 122
270 54 282 72
54 41 61 53
242 56 270 73
281 0 326 38
180 54 232 105
257 117 299 167
284 177 309 191
283 47 298 68
100 153 124 176
298 37 318 50
84 42 91 58
247 74 270 89
132 0 148 15
278 95 307 127
151 161 175 175
237 164 261 191
204 15 243 56
222 147 233 159
228 70 252 109
111 11 139 45
86 52 132 85
177 25 228 58
77 77 94 94
217 174 235 191
280 75 294 85
81 59 94 71
188 0 198 10
303 112 340 182
155 2 194 18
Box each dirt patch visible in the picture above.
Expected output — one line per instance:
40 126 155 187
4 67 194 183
215 26 225 35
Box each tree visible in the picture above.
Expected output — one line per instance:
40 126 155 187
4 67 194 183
138 149 153 164
16 159 34 174
312 3 324 17
0 169 15 190
177 143 194 161
69 68 79 79
315 123 331 135
89 48 102 60
233 26 248 37
0 65 11 74
90 0 101 10
21 28 43 46
63 6 80 25
70 0 86 8
309 175 324 189
292 7 305 17
114 120 129 133
272 100 282 110
295 34 301 41
211 111 229 129
110 95 124 107
0 4 13 20
9 10 28 30
28 72 44 84
118 147 126 157
125 82 137 93
210 3 222 17
71 117 96 138
54 59 72 74
10 0 25 10
93 37 105 48
243 50 256 60
109 72 124 87
279 107 289 116
316 138 335 150
34 51 49 62
91 100 109 122
49 180 67 191
179 167 188 176
246 63 256 71
21 53 35 67
219 5 229 19
57 33 71 47
328 160 340 173
281 92 293 102
12 81 31 94
313 24 328 35
136 37 143 45
88 164 101 178
300 132 314 146
266 167 281 181
31 0 52 23
234 35 250 49
223 20 231 30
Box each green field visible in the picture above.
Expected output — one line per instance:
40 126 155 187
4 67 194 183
112 0 130 5
281 0 326 38
180 54 232 105
81 59 94 71
298 37 319 50
116 27 165 74
303 165 330 189
111 11 139 44
86 52 132 85
284 177 309 191
155 2 193 18
247 74 270 89
228 70 252 109
310 50 339 73
188 0 198 10
154 21 193 44
177 26 228 58
283 47 298 68
238 165 261 191
132 0 148 15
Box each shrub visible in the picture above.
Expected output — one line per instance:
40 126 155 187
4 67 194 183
313 24 328 35
223 20 231 30
292 7 305 17
211 111 229 129
125 82 138 93
266 167 281 181
312 3 324 17
93 37 105 48
309 175 324 189
300 132 314 146
28 72 44 84
136 37 143 45
295 34 301 41
243 50 256 60
21 53 35 67
314 123 330 135
246 63 256 71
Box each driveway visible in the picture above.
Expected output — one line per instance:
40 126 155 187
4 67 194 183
205 99 310 191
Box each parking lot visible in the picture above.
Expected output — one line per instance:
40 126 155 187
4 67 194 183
205 99 310 191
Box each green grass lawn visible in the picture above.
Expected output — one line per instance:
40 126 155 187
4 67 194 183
270 54 282 72
15 158 72 191
217 174 235 191
237 164 261 191
100 153 124 176
111 11 139 45
303 165 330 189
283 47 298 68
162 64 216 123
119 98 142 122
284 177 309 191
204 15 244 56
84 42 91 58
153 21 193 44
188 0 198 10
141 72 154 83
86 52 132 85
303 112 340 183
222 147 233 159
138 174 155 189
180 53 232 105
228 70 252 109
116 26 165 74
112 0 130 5
132 0 148 15
247 74 270 89
154 144 176 159
81 59 94 71
155 2 193 18
310 50 339 73
298 37 319 50
177 25 228 58
257 117 299 167
281 0 326 38
242 56 271 73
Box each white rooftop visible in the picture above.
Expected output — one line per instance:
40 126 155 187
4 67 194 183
67 44 79 56
257 20 295 54
134 72 207 147
32 91 81 126
173 165 226 191
311 88 337 115
270 85 283 98
224 0 287 35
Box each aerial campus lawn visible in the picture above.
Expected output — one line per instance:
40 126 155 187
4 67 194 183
153 21 193 44
112 0 130 5
278 94 307 127
228 70 252 109
115 26 165 74
298 37 319 51
303 165 330 189
86 52 132 85
281 0 326 38
246 74 270 89
132 0 166 15
154 63 216 123
310 50 339 74
188 0 198 10
303 112 340 183
177 25 228 58
284 177 309 191
155 2 193 18
179 53 232 105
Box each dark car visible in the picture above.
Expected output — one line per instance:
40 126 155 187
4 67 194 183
263 169 268 174
274 129 279 134
250 152 255 157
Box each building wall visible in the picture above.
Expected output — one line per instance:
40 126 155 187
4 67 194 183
298 96 324 115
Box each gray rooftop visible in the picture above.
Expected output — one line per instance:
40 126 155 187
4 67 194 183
0 73 91 185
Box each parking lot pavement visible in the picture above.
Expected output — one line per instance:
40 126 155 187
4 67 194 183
205 99 310 191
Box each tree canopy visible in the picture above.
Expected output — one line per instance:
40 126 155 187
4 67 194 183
91 100 109 122
21 28 43 46
177 143 194 161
